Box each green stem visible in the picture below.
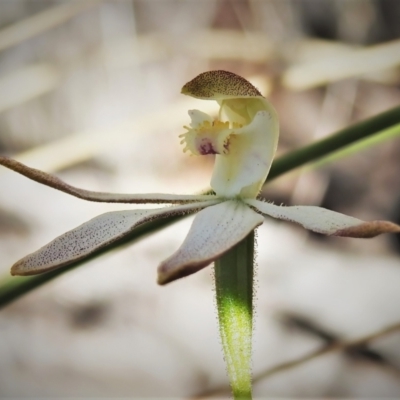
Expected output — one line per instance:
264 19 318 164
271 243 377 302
215 231 254 400
268 105 400 180
308 123 400 170
0 105 399 308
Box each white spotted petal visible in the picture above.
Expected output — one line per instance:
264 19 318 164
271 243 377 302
11 201 219 276
157 200 264 285
247 199 400 238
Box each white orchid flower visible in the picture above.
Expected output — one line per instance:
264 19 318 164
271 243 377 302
1 70 399 285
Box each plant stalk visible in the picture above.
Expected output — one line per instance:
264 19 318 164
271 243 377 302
214 230 255 400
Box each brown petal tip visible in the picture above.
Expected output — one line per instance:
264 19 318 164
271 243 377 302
157 256 214 285
10 261 29 276
334 220 400 238
10 260 55 276
157 259 212 285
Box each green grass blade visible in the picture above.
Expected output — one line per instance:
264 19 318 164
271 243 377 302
268 105 400 180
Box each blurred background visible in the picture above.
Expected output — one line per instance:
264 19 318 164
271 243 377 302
0 0 400 398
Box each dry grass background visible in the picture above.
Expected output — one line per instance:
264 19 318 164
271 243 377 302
0 0 400 398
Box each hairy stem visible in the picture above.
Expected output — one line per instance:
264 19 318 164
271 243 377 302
214 231 254 400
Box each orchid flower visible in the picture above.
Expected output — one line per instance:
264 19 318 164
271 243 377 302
1 70 399 400
0 70 398 284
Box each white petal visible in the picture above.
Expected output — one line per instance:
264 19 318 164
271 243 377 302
11 200 219 276
188 109 213 128
0 156 215 204
158 200 264 284
211 109 279 198
247 199 400 237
